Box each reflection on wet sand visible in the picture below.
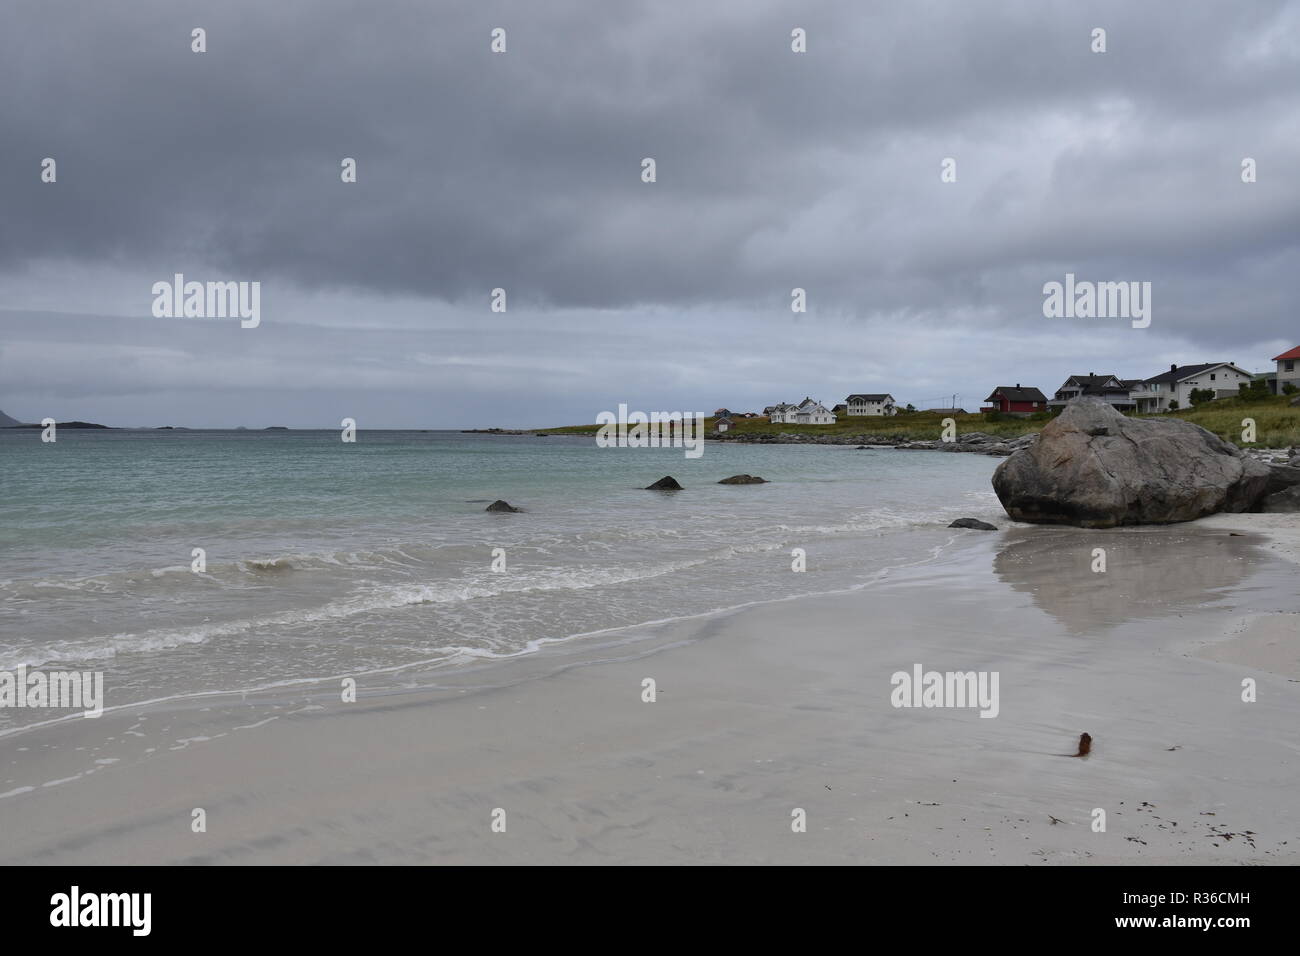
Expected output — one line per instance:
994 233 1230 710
992 526 1256 634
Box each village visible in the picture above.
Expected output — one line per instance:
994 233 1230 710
708 347 1300 433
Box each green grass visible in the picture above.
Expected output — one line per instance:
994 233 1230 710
536 410 1037 442
535 395 1300 447
1157 393 1298 448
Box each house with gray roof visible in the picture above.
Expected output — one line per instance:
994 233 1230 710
844 393 897 416
1130 363 1254 413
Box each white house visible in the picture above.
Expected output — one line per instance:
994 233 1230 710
792 397 837 425
844 393 897 416
765 402 796 423
766 398 838 425
1130 363 1255 413
1274 346 1300 394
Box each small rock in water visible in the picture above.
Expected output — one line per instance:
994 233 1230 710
949 518 998 530
645 476 683 490
485 499 521 513
718 474 767 484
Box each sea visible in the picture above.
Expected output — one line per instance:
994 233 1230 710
0 429 1004 732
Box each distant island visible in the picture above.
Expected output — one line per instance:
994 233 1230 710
1 407 113 429
7 420 111 429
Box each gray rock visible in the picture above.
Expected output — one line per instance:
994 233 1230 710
991 397 1271 528
718 474 768 484
645 476 683 490
485 499 521 513
1262 463 1300 498
949 518 998 530
1259 485 1300 512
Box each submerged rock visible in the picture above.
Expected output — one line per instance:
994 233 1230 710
718 474 767 484
992 397 1270 528
645 476 683 490
949 518 998 530
485 499 521 513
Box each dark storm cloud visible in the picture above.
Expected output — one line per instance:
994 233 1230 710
0 0 1297 425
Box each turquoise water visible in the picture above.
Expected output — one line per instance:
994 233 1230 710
0 429 1002 728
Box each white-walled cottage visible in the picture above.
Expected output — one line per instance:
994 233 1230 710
1130 363 1255 413
844 393 897 416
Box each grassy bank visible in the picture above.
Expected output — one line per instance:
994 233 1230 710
536 395 1300 447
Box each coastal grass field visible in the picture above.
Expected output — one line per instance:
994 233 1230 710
537 394 1300 447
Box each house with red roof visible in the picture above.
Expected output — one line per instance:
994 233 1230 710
1274 345 1300 394
982 384 1047 417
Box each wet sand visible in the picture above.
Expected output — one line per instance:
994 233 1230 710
1 521 1296 865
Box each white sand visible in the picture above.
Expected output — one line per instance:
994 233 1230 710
1193 511 1300 566
1 524 1296 865
1187 513 1300 680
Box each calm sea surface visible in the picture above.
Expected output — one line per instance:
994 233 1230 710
0 429 1002 729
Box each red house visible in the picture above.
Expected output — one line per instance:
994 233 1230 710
982 384 1048 417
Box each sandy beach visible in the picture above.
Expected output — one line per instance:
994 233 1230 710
2 514 1296 866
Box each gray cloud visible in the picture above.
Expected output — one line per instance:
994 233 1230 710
1 0 1297 425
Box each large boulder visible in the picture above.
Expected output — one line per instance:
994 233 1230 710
645 476 683 490
485 499 521 513
718 474 767 484
991 398 1271 528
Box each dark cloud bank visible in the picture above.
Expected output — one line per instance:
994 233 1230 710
1 0 1297 426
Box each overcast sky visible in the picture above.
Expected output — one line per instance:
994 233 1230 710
2 0 1298 427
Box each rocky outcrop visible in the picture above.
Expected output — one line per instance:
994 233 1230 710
1262 463 1300 498
894 432 1037 457
485 499 521 513
718 474 767 484
645 476 683 490
949 518 998 530
718 430 1044 454
991 398 1271 528
1259 485 1300 512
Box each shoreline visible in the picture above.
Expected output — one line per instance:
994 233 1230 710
2 519 1296 865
